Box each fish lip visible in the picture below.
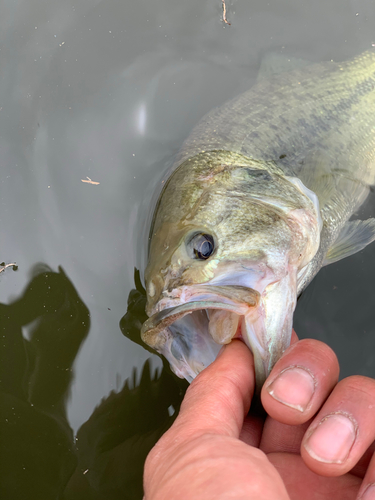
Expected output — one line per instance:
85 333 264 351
141 285 260 349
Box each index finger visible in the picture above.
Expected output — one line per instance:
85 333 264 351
174 339 255 440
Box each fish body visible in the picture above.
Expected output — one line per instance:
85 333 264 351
141 51 375 390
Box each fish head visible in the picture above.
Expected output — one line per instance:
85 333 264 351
142 152 321 390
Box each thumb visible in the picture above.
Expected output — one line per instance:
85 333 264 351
175 339 255 440
144 340 291 500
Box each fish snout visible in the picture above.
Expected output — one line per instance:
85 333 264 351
145 274 165 315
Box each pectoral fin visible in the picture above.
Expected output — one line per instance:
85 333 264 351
324 219 375 266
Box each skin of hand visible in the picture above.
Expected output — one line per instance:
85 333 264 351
143 335 375 500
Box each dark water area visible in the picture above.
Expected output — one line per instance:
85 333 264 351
1 0 375 498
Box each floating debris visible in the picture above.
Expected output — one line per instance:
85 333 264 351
81 176 100 185
222 0 231 25
0 262 18 273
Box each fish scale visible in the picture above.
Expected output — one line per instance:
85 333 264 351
177 52 375 174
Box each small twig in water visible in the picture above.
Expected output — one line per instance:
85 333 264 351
81 176 100 185
222 0 231 25
0 262 17 273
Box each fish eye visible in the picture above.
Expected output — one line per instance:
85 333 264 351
187 233 215 260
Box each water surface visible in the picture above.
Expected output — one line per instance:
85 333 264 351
1 0 375 498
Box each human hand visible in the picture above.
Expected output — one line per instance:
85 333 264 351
143 336 375 500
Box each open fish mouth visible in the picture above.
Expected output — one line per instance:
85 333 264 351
141 285 261 383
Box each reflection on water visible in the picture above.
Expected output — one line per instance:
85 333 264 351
0 266 186 499
0 265 88 498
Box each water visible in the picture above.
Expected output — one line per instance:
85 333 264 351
1 0 375 498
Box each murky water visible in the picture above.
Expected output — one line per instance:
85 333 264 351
1 0 375 498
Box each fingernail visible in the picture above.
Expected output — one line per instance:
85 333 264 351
360 483 375 500
266 366 315 412
304 413 357 464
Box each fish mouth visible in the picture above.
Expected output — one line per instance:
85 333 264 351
141 272 297 390
141 285 264 384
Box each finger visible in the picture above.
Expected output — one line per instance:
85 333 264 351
357 452 375 499
260 417 311 455
290 328 299 345
351 442 375 478
144 340 291 500
268 453 361 500
301 376 375 477
239 413 265 447
261 339 339 425
175 339 255 440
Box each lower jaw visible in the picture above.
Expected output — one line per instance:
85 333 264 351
143 278 296 389
154 307 268 385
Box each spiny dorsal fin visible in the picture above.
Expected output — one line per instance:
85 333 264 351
323 219 375 266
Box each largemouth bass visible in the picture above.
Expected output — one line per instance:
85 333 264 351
141 51 375 390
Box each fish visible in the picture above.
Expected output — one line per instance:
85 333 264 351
141 50 375 391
